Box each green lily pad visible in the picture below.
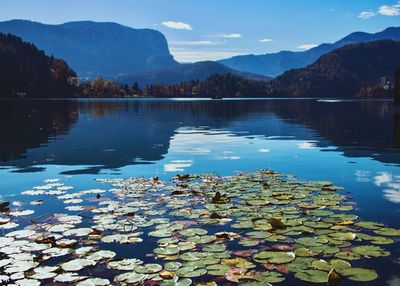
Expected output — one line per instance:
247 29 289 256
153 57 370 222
296 237 327 247
294 247 318 257
373 227 400 236
247 199 269 206
328 232 356 241
254 271 285 283
160 278 192 286
311 259 351 272
246 231 272 239
239 239 259 247
253 250 295 264
134 263 162 274
164 262 182 271
177 241 197 251
176 266 207 278
188 235 215 244
180 252 207 261
352 245 390 257
356 233 394 245
335 252 361 260
154 246 180 256
295 269 328 283
339 268 378 282
309 245 340 255
287 257 314 272
180 228 208 236
114 272 148 283
206 264 231 275
203 244 226 252
148 230 173 238
236 261 256 269
355 221 384 230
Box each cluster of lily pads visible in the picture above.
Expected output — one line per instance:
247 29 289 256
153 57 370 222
0 170 399 285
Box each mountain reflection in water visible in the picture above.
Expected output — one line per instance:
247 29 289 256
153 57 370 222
0 99 398 173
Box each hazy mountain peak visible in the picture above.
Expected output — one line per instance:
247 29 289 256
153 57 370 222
0 19 178 77
219 26 400 77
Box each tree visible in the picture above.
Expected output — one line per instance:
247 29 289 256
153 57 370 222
395 68 400 105
132 82 139 93
91 77 104 97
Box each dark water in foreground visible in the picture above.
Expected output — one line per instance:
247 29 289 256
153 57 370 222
0 98 400 285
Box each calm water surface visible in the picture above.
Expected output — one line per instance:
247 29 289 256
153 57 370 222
0 98 399 285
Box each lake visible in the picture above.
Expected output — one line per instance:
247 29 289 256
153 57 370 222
0 98 399 285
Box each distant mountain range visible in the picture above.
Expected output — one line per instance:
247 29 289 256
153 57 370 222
265 40 400 97
0 20 271 85
0 33 76 97
117 61 271 85
0 20 178 77
218 27 400 77
1 19 399 98
145 40 400 98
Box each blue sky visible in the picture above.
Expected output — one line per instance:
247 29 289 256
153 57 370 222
1 0 400 62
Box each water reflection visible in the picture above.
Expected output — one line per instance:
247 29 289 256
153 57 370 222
0 99 79 162
0 99 399 173
0 98 399 286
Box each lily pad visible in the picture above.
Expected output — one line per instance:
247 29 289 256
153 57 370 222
176 266 207 278
161 278 192 286
352 245 390 257
373 227 400 236
134 263 162 274
335 252 361 260
339 268 378 282
295 269 328 283
253 250 295 264
355 221 384 230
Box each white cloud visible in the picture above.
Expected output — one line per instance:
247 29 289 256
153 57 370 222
220 156 241 160
358 11 376 19
221 33 242 38
164 160 192 172
298 141 317 149
297 44 318 50
384 188 400 203
259 148 270 153
170 50 245 62
355 170 371 182
259 38 273 43
378 1 400 16
374 171 392 186
169 40 219 46
161 21 192 30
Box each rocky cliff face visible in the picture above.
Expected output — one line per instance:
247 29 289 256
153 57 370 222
0 20 178 77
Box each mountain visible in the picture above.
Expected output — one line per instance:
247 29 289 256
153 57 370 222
265 40 400 97
116 61 271 86
218 27 400 77
0 33 76 98
0 19 178 77
140 73 270 98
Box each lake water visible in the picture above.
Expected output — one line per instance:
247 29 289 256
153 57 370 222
0 98 400 285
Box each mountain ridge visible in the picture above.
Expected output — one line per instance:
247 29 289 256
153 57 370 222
218 27 400 77
0 33 76 97
116 61 271 86
265 40 400 97
0 19 178 77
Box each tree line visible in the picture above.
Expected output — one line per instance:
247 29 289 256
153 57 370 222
0 33 76 98
79 73 270 98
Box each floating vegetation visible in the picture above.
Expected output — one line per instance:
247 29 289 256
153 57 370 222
0 170 399 285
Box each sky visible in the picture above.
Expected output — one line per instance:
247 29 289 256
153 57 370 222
1 0 400 62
